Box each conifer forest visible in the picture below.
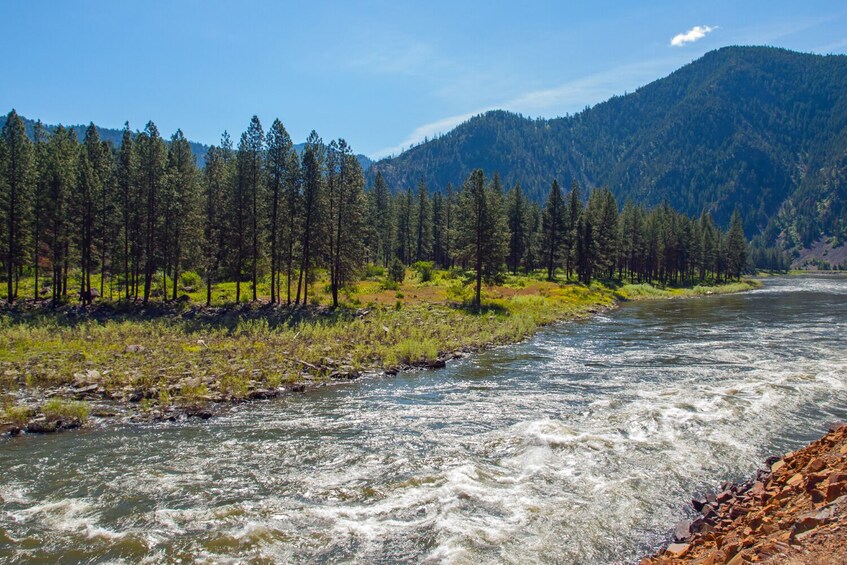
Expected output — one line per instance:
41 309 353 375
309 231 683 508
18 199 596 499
0 109 750 310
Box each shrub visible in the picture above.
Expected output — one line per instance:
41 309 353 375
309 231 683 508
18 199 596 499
412 261 434 282
388 258 405 283
364 264 385 279
179 271 203 291
380 279 400 291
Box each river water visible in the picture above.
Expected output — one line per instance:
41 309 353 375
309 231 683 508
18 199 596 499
1 275 846 564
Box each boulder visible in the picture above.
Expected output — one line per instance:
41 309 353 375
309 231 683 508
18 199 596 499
665 543 690 558
125 344 145 353
825 481 847 503
673 519 692 542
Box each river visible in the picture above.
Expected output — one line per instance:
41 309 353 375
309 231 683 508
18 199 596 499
1 275 846 564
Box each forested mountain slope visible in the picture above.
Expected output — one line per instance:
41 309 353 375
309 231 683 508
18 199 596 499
371 46 847 247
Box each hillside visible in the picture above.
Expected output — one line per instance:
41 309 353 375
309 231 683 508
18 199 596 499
371 46 847 247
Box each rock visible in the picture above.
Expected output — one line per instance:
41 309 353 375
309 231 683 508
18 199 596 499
125 344 145 353
791 507 834 539
674 519 692 542
665 543 690 558
692 496 709 512
426 359 447 369
825 481 847 502
25 418 59 433
177 294 191 303
73 384 99 397
787 472 804 487
771 459 785 474
187 409 213 420
716 490 734 504
247 389 280 400
807 456 827 473
726 551 746 565
706 493 718 506
289 384 305 393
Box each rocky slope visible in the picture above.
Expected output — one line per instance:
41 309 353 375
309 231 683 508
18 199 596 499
643 422 847 564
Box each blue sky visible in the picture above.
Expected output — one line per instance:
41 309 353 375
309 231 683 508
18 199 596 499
2 1 846 159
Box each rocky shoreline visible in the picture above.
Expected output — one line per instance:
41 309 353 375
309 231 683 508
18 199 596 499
0 344 477 438
643 422 847 564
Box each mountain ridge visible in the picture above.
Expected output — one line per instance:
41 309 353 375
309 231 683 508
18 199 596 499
370 46 847 248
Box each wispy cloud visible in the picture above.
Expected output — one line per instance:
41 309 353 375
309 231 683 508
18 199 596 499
670 25 716 47
372 59 675 159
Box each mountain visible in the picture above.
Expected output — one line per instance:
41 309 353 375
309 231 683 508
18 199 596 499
370 46 847 248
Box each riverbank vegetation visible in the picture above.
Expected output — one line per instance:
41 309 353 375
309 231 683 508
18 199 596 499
0 269 759 431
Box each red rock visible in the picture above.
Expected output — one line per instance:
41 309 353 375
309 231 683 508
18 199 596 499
807 457 827 473
825 481 847 502
665 543 690 557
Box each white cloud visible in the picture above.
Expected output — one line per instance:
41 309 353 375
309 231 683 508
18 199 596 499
670 25 716 47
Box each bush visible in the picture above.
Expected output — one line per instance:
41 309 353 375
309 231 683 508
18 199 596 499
388 259 405 283
364 264 385 279
412 261 434 282
179 271 203 290
380 279 400 291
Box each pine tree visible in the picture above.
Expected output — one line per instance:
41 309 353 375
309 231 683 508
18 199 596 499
0 110 33 303
395 187 413 264
137 121 167 305
328 141 365 308
585 188 619 280
115 123 138 299
524 202 543 273
432 191 446 267
31 121 49 300
202 145 223 306
455 169 507 310
415 179 433 262
725 209 747 279
296 131 325 305
506 182 528 273
564 182 582 279
239 116 265 302
164 129 198 301
45 126 77 304
541 179 566 280
369 171 393 267
265 119 295 304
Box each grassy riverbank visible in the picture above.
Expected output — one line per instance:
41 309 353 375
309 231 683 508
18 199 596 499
0 271 760 432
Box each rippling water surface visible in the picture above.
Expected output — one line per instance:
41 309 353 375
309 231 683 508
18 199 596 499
2 275 847 563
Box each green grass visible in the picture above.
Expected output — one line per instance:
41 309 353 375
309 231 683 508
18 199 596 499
41 398 89 423
0 270 758 412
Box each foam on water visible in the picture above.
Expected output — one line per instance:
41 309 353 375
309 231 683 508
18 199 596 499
1 275 846 563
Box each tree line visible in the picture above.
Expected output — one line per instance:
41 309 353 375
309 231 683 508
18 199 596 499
0 109 748 310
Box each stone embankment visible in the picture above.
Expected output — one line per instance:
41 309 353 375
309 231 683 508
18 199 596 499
643 422 847 564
